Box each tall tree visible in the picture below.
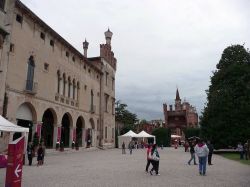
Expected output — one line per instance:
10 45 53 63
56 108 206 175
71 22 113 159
200 45 250 149
115 100 138 134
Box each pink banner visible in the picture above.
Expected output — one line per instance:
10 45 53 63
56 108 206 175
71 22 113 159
73 128 76 142
36 123 42 138
57 127 61 142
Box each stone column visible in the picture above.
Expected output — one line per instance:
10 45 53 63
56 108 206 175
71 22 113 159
82 128 85 148
59 78 63 95
53 126 58 148
65 81 68 97
70 84 73 99
69 127 73 147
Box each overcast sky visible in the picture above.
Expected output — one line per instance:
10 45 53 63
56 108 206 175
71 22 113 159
21 0 250 120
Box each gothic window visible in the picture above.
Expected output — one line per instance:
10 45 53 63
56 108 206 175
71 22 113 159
63 73 66 96
26 56 35 91
73 79 76 99
91 90 94 107
77 81 80 101
112 77 115 90
105 72 109 86
0 0 5 11
57 71 60 94
68 77 71 98
105 94 109 112
105 126 107 139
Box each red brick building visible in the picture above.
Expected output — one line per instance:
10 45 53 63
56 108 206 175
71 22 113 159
163 89 198 138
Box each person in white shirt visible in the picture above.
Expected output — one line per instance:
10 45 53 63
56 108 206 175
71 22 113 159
194 139 209 176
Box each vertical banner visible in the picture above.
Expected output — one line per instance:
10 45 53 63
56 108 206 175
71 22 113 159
57 127 61 142
36 123 42 138
5 136 25 187
73 128 76 142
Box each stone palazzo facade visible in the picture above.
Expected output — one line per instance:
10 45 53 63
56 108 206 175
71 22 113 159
163 89 198 138
0 0 116 149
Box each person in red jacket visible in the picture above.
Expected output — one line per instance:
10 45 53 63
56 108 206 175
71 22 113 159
145 144 152 172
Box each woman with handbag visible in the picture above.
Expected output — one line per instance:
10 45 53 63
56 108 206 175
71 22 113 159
149 144 160 176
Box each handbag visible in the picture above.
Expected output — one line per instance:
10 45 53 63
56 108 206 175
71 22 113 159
152 151 160 161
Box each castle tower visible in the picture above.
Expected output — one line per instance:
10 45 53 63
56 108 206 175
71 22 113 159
83 38 89 57
175 88 182 111
104 28 113 45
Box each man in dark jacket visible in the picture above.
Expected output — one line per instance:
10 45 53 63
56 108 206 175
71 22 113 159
207 141 214 165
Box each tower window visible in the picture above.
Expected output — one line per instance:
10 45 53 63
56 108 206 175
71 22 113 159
66 51 69 57
72 56 75 62
10 43 14 52
0 0 5 11
40 32 45 40
44 63 49 71
50 40 54 47
16 14 23 24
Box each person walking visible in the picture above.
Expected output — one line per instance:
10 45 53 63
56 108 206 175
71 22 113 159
122 142 126 154
149 144 160 176
37 144 44 167
27 142 34 166
207 141 214 165
145 144 152 172
243 142 248 160
195 139 209 176
237 142 244 159
41 142 46 165
188 142 197 165
129 141 133 155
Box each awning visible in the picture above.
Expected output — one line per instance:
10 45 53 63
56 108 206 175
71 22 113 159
0 115 29 133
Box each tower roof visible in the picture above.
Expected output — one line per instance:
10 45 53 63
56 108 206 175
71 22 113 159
176 88 181 100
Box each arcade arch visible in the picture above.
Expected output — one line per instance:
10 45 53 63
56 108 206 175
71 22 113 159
41 108 57 148
15 102 37 142
61 113 73 147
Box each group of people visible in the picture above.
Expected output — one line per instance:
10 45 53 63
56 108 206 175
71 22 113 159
237 142 249 160
27 142 45 166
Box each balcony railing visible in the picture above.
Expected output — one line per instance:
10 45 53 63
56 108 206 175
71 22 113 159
90 105 96 113
24 80 38 94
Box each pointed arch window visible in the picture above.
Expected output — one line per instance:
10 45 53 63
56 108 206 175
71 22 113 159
26 56 35 91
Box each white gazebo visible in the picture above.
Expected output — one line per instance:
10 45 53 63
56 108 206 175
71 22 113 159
118 130 138 148
135 130 156 144
0 115 29 154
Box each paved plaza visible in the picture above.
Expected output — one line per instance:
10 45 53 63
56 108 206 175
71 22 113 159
1 147 250 187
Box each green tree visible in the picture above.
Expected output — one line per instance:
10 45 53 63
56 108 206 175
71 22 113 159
152 127 171 147
200 45 250 149
115 100 138 133
183 127 201 139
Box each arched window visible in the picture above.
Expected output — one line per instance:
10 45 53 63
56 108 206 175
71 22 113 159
63 73 66 96
68 77 71 98
26 56 35 91
91 90 94 107
57 70 61 94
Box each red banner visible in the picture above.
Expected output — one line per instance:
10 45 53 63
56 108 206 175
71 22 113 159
36 123 42 138
73 128 76 142
57 127 61 142
5 136 25 187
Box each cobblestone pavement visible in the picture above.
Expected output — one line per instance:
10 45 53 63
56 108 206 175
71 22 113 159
1 147 249 187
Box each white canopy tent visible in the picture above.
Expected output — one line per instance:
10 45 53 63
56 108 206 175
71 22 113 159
0 115 29 154
135 130 156 143
118 130 156 148
118 130 138 148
